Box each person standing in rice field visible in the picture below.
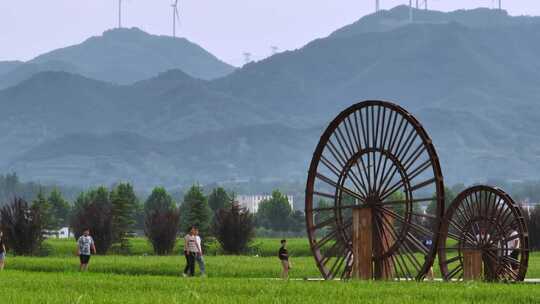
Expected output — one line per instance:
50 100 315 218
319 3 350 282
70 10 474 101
183 226 198 277
0 231 6 271
278 239 291 280
77 228 96 271
194 227 206 277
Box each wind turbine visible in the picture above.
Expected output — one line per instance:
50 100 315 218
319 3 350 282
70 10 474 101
118 0 123 28
171 0 181 37
375 0 380 12
243 52 252 65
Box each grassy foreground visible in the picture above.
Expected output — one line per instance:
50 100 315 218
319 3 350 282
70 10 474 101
1 270 539 304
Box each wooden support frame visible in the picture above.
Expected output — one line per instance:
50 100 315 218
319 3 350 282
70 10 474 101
352 207 373 279
463 249 482 281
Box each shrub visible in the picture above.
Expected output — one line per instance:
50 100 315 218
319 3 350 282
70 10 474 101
144 187 180 255
212 203 255 254
70 187 113 254
0 197 44 255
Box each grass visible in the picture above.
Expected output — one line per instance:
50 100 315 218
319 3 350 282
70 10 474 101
1 270 539 304
5 255 320 278
3 238 540 303
42 237 312 257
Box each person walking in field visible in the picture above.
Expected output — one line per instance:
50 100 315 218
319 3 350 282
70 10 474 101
422 238 434 280
0 231 6 271
278 239 290 280
194 228 206 277
183 226 198 277
77 228 96 271
506 228 520 270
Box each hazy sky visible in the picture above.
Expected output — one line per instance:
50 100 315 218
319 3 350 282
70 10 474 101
1 1 539 66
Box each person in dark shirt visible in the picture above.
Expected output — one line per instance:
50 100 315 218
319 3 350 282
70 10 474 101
278 239 290 279
0 231 6 271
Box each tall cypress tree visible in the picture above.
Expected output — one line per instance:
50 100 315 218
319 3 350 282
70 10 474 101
110 183 138 251
181 184 212 239
32 191 54 232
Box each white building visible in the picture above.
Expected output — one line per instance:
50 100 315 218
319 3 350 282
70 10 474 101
236 194 294 213
46 227 73 239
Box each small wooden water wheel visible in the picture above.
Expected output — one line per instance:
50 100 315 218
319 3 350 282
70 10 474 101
438 185 529 281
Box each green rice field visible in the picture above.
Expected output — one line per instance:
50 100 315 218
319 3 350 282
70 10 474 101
1 238 539 304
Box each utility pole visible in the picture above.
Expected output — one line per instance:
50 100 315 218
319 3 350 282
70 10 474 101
409 0 413 23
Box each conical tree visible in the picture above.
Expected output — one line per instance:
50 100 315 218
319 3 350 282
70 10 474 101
32 191 54 232
181 184 212 240
110 183 138 251
212 203 255 254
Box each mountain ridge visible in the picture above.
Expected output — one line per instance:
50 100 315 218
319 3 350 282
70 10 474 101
1 7 540 188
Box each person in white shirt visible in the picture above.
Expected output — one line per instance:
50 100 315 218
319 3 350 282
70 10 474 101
507 229 520 270
183 226 198 277
194 228 206 276
77 228 96 271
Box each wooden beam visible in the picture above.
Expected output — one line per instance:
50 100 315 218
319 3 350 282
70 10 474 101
353 208 373 279
463 249 482 281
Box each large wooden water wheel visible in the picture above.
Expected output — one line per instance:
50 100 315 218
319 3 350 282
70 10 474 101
438 185 529 281
305 100 445 280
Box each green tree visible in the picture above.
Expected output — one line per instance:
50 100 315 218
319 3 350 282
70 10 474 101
427 186 457 216
208 187 231 212
289 210 305 233
256 190 292 231
48 188 71 230
181 184 212 238
32 191 54 231
144 187 176 213
110 183 138 251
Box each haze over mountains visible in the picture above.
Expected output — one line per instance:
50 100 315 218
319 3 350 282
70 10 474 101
1 6 540 189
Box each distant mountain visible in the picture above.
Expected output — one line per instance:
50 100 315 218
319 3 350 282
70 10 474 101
0 28 235 89
331 5 540 38
0 61 23 76
0 60 82 90
10 125 319 187
2 7 540 188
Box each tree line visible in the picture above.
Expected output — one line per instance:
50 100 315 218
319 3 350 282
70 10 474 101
0 183 304 256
